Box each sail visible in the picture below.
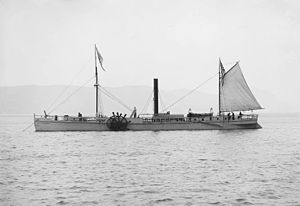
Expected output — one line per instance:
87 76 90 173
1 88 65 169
220 62 262 112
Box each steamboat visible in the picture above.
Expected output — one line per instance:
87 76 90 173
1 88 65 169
34 46 262 131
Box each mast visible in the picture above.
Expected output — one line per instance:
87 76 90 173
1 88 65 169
218 59 221 116
94 44 99 117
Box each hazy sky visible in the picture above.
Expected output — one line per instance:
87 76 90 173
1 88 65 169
1 0 300 103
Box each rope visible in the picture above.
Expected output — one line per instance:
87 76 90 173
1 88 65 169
23 65 90 132
22 122 34 132
158 91 165 112
48 76 95 114
99 91 104 115
162 72 218 112
22 115 39 132
46 63 89 112
98 85 132 112
139 91 153 115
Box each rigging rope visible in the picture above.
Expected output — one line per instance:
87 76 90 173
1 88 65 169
98 85 132 112
158 91 165 112
139 91 153 115
48 76 95 114
161 72 218 112
46 63 89 112
99 91 104 115
22 122 34 132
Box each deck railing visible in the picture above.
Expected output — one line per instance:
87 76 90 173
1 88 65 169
34 114 100 121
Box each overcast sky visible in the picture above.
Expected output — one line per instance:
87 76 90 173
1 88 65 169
1 0 300 104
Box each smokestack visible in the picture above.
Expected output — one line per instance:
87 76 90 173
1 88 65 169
153 78 158 115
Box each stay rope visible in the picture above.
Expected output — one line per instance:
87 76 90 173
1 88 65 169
139 91 153 115
48 76 95 114
23 72 93 132
161 72 218 112
97 85 132 112
22 122 34 132
158 91 165 112
46 62 89 112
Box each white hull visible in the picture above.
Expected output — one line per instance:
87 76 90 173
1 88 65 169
34 116 261 132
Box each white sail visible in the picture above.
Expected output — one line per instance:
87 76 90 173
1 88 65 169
220 62 262 112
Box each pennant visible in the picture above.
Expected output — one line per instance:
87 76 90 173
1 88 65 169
95 45 106 71
219 58 225 85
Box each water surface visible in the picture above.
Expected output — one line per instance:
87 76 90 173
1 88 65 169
0 114 300 205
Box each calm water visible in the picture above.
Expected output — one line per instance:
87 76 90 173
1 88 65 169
0 114 300 206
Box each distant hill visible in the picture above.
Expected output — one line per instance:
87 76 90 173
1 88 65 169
0 85 296 115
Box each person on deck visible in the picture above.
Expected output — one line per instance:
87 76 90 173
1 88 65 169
78 112 82 121
44 110 48 118
238 111 243 119
130 107 137 118
227 112 231 120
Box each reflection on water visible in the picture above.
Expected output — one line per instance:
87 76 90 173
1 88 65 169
0 114 300 205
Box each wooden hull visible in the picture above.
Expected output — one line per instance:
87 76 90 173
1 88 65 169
34 117 261 132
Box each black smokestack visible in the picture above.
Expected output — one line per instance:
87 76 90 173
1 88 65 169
154 78 158 115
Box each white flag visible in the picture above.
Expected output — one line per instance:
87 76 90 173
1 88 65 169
95 45 106 71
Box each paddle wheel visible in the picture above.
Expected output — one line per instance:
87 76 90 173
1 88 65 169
106 113 128 131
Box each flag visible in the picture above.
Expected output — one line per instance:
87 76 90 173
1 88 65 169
219 58 225 85
95 45 106 71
